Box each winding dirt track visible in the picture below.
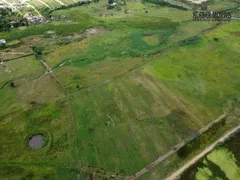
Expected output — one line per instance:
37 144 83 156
165 125 240 180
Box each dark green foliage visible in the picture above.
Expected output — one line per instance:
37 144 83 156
56 167 80 180
0 43 5 49
0 8 27 32
0 166 25 177
178 36 200 46
177 118 226 158
20 172 34 180
1 23 90 42
0 166 58 180
108 0 114 4
224 132 240 164
180 131 240 180
31 46 44 58
10 81 15 88
48 1 91 18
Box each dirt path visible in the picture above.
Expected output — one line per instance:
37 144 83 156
165 124 240 180
187 0 207 4
125 114 227 180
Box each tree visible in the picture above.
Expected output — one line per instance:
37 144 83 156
0 8 27 32
31 46 44 58
108 0 114 4
10 81 15 88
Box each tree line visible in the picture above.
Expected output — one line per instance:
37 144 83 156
0 8 28 32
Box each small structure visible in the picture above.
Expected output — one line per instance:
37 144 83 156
107 0 118 9
108 2 117 8
0 39 6 44
0 39 6 48
59 14 65 19
24 13 45 24
10 21 17 28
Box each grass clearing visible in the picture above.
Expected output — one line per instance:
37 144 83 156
0 98 74 165
71 69 217 174
15 73 64 104
0 85 22 118
0 54 45 91
6 55 44 79
146 22 240 110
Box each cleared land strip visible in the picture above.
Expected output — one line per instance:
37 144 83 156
165 124 240 180
125 113 227 180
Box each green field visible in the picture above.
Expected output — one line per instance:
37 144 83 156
0 0 239 179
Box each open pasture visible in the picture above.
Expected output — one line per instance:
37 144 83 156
0 0 239 179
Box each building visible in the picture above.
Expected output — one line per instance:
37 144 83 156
0 39 6 44
24 13 45 24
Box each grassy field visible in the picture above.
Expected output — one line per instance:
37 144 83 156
0 0 239 179
71 69 217 174
70 21 240 174
146 22 240 110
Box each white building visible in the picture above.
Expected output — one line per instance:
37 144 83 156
0 39 6 44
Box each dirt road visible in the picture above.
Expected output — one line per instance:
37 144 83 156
165 125 240 180
125 114 227 180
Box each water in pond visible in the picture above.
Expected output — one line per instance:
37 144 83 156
28 135 44 149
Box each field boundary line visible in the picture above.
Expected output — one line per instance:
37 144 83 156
1 53 34 62
68 22 221 98
0 70 47 91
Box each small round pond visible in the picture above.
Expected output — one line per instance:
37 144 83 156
28 134 44 149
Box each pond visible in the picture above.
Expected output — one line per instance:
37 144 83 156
28 135 44 149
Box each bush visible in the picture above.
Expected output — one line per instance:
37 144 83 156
31 46 44 58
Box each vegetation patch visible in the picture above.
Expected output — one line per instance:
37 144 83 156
0 8 27 32
143 35 160 46
0 1 239 179
180 131 240 180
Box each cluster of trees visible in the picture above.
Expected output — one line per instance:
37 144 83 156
0 8 27 32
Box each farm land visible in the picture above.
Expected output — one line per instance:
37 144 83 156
0 0 239 179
